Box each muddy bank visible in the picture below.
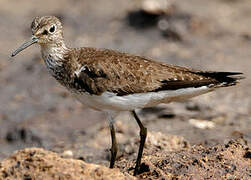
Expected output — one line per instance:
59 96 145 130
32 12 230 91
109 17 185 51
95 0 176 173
0 132 250 179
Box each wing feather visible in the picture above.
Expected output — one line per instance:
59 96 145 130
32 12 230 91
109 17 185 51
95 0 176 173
69 48 242 96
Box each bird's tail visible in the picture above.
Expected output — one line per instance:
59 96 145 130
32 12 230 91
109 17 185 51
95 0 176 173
196 72 245 88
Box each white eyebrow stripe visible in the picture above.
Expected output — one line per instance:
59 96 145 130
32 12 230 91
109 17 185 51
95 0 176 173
75 65 86 76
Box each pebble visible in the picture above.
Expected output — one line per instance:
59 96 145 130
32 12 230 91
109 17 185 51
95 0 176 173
142 0 174 15
61 150 73 158
189 119 215 129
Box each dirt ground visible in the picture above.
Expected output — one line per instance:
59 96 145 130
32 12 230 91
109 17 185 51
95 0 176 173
0 0 250 179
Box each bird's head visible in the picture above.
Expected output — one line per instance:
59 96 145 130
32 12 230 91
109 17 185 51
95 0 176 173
11 16 64 57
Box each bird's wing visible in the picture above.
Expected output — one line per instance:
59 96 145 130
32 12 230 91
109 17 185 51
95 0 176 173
69 47 242 96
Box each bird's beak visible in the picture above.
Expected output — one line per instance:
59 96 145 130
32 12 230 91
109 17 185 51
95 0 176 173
11 36 39 57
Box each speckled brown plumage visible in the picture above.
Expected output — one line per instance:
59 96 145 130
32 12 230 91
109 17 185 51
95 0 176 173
60 47 241 96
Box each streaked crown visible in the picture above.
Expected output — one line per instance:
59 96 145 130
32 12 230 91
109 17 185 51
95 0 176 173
31 16 63 45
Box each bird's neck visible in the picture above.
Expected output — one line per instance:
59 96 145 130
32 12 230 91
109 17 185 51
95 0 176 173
40 42 79 91
41 42 69 68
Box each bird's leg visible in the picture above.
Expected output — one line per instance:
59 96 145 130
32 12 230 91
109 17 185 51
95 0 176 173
108 116 118 168
131 110 147 176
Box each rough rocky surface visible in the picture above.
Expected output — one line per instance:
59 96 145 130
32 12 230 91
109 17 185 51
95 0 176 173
0 148 134 180
0 133 250 179
0 0 251 179
117 136 251 179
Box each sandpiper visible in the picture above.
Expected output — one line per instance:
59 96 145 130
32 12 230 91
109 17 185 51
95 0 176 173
11 16 243 175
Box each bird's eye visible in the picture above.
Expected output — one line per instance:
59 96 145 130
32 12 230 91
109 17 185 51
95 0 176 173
49 25 56 33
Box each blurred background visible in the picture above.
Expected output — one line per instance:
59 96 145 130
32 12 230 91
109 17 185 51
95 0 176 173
0 0 250 163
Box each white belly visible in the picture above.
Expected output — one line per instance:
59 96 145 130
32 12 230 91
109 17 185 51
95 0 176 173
73 86 213 111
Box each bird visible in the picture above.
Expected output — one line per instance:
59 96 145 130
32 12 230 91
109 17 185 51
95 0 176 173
11 16 243 176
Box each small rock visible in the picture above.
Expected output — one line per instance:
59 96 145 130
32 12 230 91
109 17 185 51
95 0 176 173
142 0 175 15
189 119 215 129
61 150 73 158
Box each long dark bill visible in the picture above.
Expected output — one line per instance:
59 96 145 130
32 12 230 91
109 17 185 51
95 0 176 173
11 36 38 57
